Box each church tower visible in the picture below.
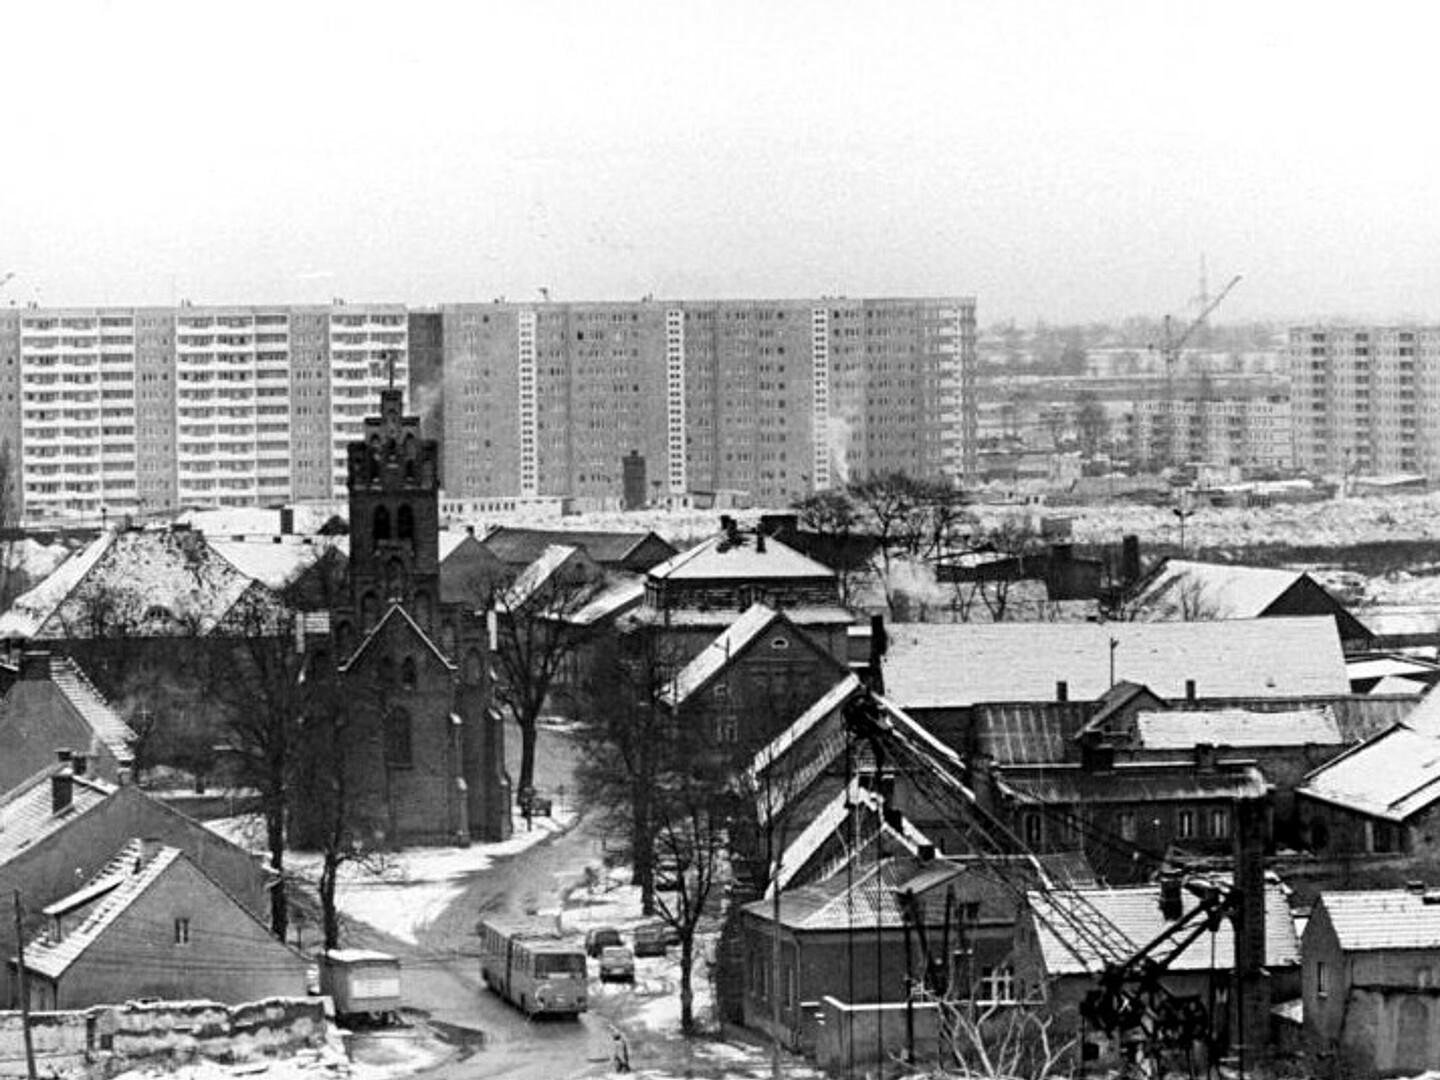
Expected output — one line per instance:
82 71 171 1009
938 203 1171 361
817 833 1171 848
345 384 442 634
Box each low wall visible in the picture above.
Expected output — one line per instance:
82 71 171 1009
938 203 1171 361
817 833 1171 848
0 997 328 1077
814 996 941 1076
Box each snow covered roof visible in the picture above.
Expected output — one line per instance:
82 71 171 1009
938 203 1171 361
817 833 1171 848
208 536 346 591
0 767 114 864
500 544 587 610
0 528 279 640
566 576 645 626
1130 559 1306 620
771 778 930 893
1297 715 1440 822
883 618 1349 709
23 840 183 980
1027 880 1298 976
47 655 136 763
173 505 338 536
660 604 783 707
1135 706 1342 750
751 674 862 782
481 525 673 568
1314 890 1440 951
647 530 834 583
748 854 963 932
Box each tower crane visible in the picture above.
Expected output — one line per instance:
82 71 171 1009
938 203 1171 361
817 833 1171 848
1151 274 1242 471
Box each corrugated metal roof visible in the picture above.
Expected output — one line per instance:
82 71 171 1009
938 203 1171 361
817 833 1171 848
883 618 1349 709
1316 890 1440 951
1136 707 1342 750
973 702 1092 765
1028 880 1298 975
1001 762 1269 804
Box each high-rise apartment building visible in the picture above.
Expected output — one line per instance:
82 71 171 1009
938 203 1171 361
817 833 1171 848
1131 391 1292 472
4 304 406 521
436 297 976 506
1288 326 1437 478
1 296 975 522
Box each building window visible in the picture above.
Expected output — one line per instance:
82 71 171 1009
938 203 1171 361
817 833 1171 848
174 917 191 945
401 656 418 691
386 707 413 767
1119 811 1137 842
1177 810 1195 840
1209 808 1230 839
715 714 739 744
1316 960 1327 998
978 966 1016 1004
1370 820 1397 854
1023 812 1042 849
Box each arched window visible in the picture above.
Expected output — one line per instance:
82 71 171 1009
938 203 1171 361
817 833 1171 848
385 707 413 767
373 505 391 549
397 504 415 543
401 656 418 691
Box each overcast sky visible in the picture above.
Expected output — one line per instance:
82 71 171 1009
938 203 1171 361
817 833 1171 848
5 1 1438 324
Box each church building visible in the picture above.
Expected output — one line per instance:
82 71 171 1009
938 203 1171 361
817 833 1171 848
323 385 510 845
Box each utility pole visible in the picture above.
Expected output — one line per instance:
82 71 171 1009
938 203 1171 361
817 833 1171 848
13 890 37 1080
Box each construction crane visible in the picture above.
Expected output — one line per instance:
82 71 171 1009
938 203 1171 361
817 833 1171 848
1152 273 1242 472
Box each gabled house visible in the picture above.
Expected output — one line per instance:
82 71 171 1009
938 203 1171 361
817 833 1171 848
623 520 854 665
14 839 306 1010
1127 558 1374 654
1294 697 1440 868
0 760 270 1006
0 651 135 792
658 605 851 754
437 528 508 606
1303 886 1440 1074
480 525 676 575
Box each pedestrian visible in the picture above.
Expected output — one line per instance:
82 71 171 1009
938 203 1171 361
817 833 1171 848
611 1028 631 1074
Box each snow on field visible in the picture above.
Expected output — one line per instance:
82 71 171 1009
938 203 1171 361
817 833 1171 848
210 813 573 945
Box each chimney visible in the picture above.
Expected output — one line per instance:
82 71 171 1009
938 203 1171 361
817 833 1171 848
917 843 936 862
1185 679 1197 703
756 532 766 553
466 524 475 537
1056 680 1069 703
71 752 88 777
1194 742 1218 772
1158 869 1184 921
1080 739 1115 773
20 651 52 681
279 506 295 535
1121 534 1141 584
719 514 734 533
51 769 73 814
1407 880 1427 895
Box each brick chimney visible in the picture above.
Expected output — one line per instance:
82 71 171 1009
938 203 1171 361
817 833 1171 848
51 767 73 814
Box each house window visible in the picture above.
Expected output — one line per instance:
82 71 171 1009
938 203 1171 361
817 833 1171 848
770 636 790 651
712 683 729 701
715 714 739 744
1209 808 1230 839
1370 820 1397 854
1177 810 1195 840
1023 812 1042 849
1119 811 1137 842
174 917 191 945
386 707 413 767
401 656 418 691
978 966 1016 1004
1316 960 1328 998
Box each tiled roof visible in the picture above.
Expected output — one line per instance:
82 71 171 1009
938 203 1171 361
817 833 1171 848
481 526 671 567
1136 707 1342 750
1297 718 1440 822
1027 879 1299 975
1315 890 1440 951
0 767 114 864
23 840 183 980
1131 560 1304 620
661 604 782 707
48 656 136 763
1001 762 1269 804
647 531 835 583
883 618 1349 709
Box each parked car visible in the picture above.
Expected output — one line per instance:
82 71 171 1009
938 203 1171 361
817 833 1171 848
585 927 623 958
632 924 668 958
598 945 635 983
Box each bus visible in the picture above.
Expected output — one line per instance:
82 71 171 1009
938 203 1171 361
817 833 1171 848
477 916 588 1017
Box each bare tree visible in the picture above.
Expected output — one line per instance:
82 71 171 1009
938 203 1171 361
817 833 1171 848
492 567 607 798
791 490 875 608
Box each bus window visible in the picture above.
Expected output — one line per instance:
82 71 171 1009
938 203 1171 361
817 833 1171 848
534 953 586 977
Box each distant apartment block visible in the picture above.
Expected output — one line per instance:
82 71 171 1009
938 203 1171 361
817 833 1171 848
1131 391 1293 471
432 297 976 508
0 297 975 521
1 305 407 521
1289 326 1437 478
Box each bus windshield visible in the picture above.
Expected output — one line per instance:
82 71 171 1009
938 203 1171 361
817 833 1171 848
533 952 586 977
